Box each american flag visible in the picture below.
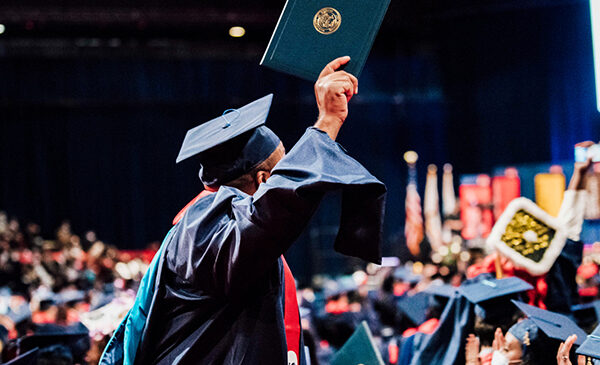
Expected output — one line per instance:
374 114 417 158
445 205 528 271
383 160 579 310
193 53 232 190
405 169 424 257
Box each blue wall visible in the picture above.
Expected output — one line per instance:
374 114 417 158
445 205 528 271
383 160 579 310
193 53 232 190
0 2 599 282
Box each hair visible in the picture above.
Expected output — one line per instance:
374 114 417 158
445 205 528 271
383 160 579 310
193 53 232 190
224 142 285 192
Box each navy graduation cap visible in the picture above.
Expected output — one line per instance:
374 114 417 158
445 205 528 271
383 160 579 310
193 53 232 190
397 292 430 326
176 94 281 188
577 324 600 360
17 330 91 363
423 283 456 314
392 267 422 284
458 276 533 304
512 300 587 345
423 283 457 299
54 290 86 306
323 277 358 299
3 348 39 365
571 301 600 330
459 276 533 322
6 304 31 325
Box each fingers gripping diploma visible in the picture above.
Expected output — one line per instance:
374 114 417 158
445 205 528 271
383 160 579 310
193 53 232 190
313 56 359 141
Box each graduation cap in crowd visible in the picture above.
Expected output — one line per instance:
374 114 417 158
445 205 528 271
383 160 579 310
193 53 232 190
424 282 457 299
176 94 281 188
32 290 57 311
459 276 533 321
392 267 422 284
2 348 39 365
576 324 600 361
16 330 91 363
6 304 32 326
330 321 385 365
323 277 358 299
571 301 600 331
397 292 431 326
54 290 86 306
423 282 457 314
487 197 568 275
511 300 587 346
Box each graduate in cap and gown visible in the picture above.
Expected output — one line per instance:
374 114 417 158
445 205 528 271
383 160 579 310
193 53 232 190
99 56 386 365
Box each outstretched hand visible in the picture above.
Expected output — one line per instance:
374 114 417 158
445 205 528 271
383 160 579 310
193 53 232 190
465 334 481 365
492 328 505 352
313 56 359 140
570 141 595 190
557 335 586 365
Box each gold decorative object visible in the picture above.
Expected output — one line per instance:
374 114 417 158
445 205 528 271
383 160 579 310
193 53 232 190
500 210 555 263
313 7 342 35
487 197 567 275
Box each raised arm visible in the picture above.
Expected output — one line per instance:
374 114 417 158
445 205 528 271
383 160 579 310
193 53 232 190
170 58 385 297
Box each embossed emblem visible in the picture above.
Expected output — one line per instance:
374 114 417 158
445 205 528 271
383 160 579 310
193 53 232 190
313 7 342 35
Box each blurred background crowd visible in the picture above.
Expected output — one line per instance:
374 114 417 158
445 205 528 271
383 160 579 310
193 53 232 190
2 153 600 364
1 0 600 363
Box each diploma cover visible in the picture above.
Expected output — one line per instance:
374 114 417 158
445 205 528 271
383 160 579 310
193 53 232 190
260 0 391 81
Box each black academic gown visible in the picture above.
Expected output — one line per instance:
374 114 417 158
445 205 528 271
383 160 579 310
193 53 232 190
130 127 386 365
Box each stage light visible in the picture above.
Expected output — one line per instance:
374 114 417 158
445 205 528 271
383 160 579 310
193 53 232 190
450 242 461 254
0 24 5 35
459 251 471 262
438 246 449 256
229 26 246 38
403 151 418 164
592 0 600 112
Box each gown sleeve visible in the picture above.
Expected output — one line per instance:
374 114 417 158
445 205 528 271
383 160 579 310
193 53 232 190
169 127 386 297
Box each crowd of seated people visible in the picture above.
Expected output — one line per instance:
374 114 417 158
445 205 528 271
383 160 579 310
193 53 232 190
1 155 599 365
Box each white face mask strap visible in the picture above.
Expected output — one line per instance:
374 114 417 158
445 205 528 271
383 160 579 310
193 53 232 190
491 350 510 365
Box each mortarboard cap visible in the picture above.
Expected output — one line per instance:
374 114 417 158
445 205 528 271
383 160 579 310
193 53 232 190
55 290 86 306
392 267 422 284
3 348 39 365
323 277 358 299
330 321 385 365
577 324 600 360
6 304 32 325
459 277 533 304
424 283 457 312
397 292 430 326
512 300 587 345
17 330 90 363
571 301 600 331
460 277 532 322
176 94 281 188
423 283 457 299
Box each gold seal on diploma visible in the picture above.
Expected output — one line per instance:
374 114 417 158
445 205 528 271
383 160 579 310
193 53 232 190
313 7 342 35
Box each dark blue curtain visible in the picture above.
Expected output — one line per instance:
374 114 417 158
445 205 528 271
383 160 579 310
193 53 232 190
0 1 598 282
0 54 446 282
436 3 599 170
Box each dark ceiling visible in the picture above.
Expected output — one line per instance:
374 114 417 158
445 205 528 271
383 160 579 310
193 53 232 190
0 0 587 41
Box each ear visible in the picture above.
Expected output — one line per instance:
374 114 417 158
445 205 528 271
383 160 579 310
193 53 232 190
255 170 271 185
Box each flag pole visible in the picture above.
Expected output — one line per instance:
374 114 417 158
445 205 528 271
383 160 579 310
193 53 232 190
495 251 504 279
